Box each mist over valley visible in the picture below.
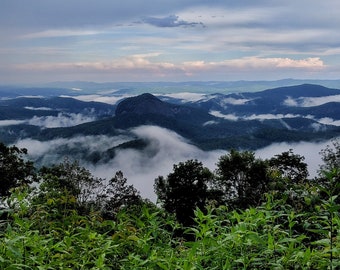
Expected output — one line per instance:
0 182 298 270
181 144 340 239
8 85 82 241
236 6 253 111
1 81 339 200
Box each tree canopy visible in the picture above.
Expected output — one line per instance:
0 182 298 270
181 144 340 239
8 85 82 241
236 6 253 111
154 159 213 226
0 140 340 268
214 149 270 209
0 142 36 197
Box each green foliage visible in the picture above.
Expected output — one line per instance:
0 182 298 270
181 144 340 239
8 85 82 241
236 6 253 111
0 142 36 197
0 143 340 269
269 149 308 184
154 159 214 227
318 139 340 205
1 184 339 269
320 139 340 172
102 171 142 219
35 159 142 220
215 149 270 209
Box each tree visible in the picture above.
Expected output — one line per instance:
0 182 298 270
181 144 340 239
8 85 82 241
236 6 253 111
215 150 269 209
268 149 308 184
38 159 141 217
102 171 142 219
154 159 213 226
319 139 340 173
0 142 36 197
318 139 340 203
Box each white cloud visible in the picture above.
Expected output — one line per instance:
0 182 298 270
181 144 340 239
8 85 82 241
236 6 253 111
90 126 224 200
0 120 26 126
24 106 52 111
28 113 96 128
283 95 340 107
15 126 224 201
22 29 105 39
300 95 340 107
210 111 304 121
219 97 251 106
159 92 206 102
63 94 132 105
317 117 340 127
15 134 132 162
245 113 302 121
210 110 340 127
13 124 338 201
203 120 219 126
13 56 325 81
209 111 239 121
255 139 338 178
214 57 325 70
283 96 298 106
2 1 340 83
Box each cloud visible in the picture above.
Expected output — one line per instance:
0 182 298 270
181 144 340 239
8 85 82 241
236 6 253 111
255 139 338 178
24 106 52 111
15 124 337 201
12 56 324 83
64 94 132 105
299 96 340 107
159 92 207 102
245 113 303 121
22 29 105 39
317 117 340 127
206 57 325 70
141 15 204 28
2 1 340 83
209 110 340 127
15 134 132 164
283 96 299 106
203 120 219 126
28 113 96 128
283 95 340 107
209 111 304 121
90 126 223 200
0 113 96 128
219 97 251 106
15 125 224 201
209 111 239 121
0 120 26 126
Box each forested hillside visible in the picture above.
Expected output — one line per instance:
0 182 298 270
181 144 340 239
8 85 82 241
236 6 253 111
0 140 339 268
0 84 339 151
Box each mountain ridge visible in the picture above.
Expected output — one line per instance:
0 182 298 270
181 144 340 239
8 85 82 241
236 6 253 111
0 84 339 157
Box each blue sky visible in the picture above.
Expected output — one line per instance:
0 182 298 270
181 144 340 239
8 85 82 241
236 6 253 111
1 0 340 83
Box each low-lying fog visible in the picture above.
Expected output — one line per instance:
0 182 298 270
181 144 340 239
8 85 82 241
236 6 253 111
16 125 337 201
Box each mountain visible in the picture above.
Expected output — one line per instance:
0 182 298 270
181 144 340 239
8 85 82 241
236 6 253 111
0 96 115 120
189 84 340 119
0 83 339 163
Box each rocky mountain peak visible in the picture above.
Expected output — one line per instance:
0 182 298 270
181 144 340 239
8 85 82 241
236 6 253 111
115 93 175 116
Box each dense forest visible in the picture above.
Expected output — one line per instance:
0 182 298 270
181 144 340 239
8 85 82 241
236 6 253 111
0 139 339 269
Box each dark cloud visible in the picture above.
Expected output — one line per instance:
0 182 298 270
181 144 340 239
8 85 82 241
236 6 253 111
142 15 204 28
0 0 210 31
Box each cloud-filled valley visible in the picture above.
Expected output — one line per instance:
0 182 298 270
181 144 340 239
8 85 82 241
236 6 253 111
0 83 339 201
14 125 337 201
16 126 224 200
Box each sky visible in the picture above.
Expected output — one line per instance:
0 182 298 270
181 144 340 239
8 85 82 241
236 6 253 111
1 0 340 84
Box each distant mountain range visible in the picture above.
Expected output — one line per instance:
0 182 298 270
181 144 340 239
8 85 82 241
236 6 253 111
0 83 339 163
4 79 340 94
